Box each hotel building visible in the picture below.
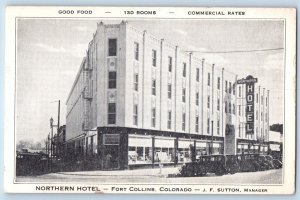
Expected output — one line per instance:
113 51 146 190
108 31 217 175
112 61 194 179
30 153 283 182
65 21 270 170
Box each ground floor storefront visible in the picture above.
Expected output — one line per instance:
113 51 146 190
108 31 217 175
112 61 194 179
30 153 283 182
65 127 224 170
236 139 270 155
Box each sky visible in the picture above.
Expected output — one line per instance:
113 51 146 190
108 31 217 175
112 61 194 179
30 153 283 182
16 18 284 143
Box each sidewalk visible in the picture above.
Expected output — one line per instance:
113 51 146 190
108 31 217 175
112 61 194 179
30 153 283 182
56 166 180 177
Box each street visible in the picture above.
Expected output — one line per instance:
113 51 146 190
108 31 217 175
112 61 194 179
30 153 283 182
16 168 283 184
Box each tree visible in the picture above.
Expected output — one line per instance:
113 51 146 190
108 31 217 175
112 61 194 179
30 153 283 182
270 124 283 134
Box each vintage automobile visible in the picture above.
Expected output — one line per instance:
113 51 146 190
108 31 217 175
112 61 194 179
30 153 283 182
179 155 239 177
273 158 283 169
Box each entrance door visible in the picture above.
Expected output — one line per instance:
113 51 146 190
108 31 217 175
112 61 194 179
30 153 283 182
103 145 119 170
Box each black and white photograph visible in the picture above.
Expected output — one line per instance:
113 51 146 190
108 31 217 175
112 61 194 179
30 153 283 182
4 7 296 194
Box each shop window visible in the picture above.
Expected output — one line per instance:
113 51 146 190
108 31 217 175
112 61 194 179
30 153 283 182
152 50 157 67
128 140 153 165
134 42 139 60
108 103 116 124
108 39 117 56
168 56 172 72
108 71 117 89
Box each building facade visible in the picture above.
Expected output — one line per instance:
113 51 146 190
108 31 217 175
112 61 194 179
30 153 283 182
65 21 270 170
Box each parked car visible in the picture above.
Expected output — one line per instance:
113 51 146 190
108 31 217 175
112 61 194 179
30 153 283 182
179 155 238 177
273 158 283 169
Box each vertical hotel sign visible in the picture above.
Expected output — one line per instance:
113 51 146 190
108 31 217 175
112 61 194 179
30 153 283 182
237 75 258 134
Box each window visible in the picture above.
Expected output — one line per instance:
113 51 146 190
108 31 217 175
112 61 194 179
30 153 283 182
229 82 232 94
108 103 116 124
225 102 228 113
232 104 235 115
256 110 258 120
151 108 156 127
168 111 172 129
208 73 210 86
183 63 186 77
261 96 264 104
108 71 117 88
229 102 231 113
196 92 199 106
233 83 236 95
152 79 156 95
195 116 199 132
182 88 186 102
168 56 172 72
217 77 220 90
108 39 117 56
239 105 241 116
168 84 172 99
238 124 241 137
207 118 210 134
239 86 241 97
134 73 138 91
261 112 263 121
217 98 220 111
182 113 186 131
207 95 210 108
134 42 139 60
265 113 268 122
266 97 268 106
217 119 220 135
152 50 157 67
196 68 200 82
256 93 259 103
133 104 138 125
225 81 228 93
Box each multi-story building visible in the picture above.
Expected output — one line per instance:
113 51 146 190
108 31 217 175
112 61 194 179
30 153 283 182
65 21 270 170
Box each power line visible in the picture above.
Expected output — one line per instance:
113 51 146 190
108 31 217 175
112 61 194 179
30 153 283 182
185 47 284 54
